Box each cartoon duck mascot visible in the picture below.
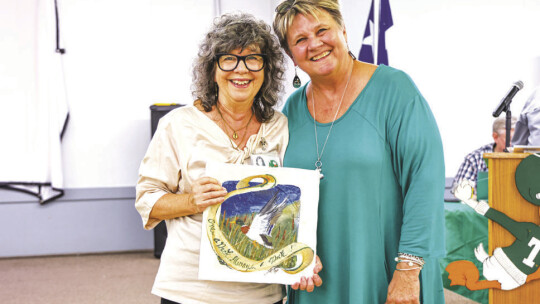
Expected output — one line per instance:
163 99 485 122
448 153 540 290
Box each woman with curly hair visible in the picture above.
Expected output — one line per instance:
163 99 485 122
135 13 289 304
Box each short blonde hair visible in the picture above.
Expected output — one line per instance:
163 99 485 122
273 0 344 54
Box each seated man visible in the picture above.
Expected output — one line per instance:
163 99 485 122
512 86 540 146
451 116 516 197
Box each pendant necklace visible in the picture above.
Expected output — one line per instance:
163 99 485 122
311 65 353 179
216 104 253 141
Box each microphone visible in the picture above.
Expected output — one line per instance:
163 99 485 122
492 81 524 117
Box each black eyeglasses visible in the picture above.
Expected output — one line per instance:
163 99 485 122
215 53 267 72
275 0 297 14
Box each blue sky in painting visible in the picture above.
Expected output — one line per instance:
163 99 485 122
221 181 301 218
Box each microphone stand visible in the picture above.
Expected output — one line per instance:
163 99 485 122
503 106 512 152
492 81 523 152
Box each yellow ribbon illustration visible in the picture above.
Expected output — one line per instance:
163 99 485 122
206 174 314 274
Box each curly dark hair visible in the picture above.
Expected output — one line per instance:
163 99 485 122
192 13 285 123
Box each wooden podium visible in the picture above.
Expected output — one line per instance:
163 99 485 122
484 152 540 303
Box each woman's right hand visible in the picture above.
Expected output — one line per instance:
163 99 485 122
189 177 228 213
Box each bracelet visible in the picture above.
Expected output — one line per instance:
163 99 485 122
397 252 425 265
396 266 422 271
395 258 423 268
395 252 425 268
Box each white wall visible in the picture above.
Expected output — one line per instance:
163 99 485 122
58 0 214 188
388 0 540 175
60 0 294 188
3 0 540 190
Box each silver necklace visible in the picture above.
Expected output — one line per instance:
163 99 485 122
311 66 353 179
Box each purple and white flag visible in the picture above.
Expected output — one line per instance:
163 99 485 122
358 0 393 66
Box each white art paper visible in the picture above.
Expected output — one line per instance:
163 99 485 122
199 161 320 284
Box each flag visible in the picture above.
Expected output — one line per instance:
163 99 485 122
377 0 393 65
358 0 393 65
358 0 374 63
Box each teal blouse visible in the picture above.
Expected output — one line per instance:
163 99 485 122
283 65 445 303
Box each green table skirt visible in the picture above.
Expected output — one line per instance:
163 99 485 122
440 202 489 304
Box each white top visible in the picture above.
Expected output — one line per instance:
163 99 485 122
135 105 288 304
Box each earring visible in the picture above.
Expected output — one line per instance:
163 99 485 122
348 50 357 60
214 82 219 103
293 66 301 88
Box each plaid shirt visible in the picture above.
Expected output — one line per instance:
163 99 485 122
452 143 494 192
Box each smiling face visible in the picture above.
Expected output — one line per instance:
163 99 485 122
285 10 349 78
214 46 265 107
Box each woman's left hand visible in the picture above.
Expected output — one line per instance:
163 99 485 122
291 255 323 292
385 266 420 304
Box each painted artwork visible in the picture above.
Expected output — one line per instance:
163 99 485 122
198 161 320 284
447 154 540 291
